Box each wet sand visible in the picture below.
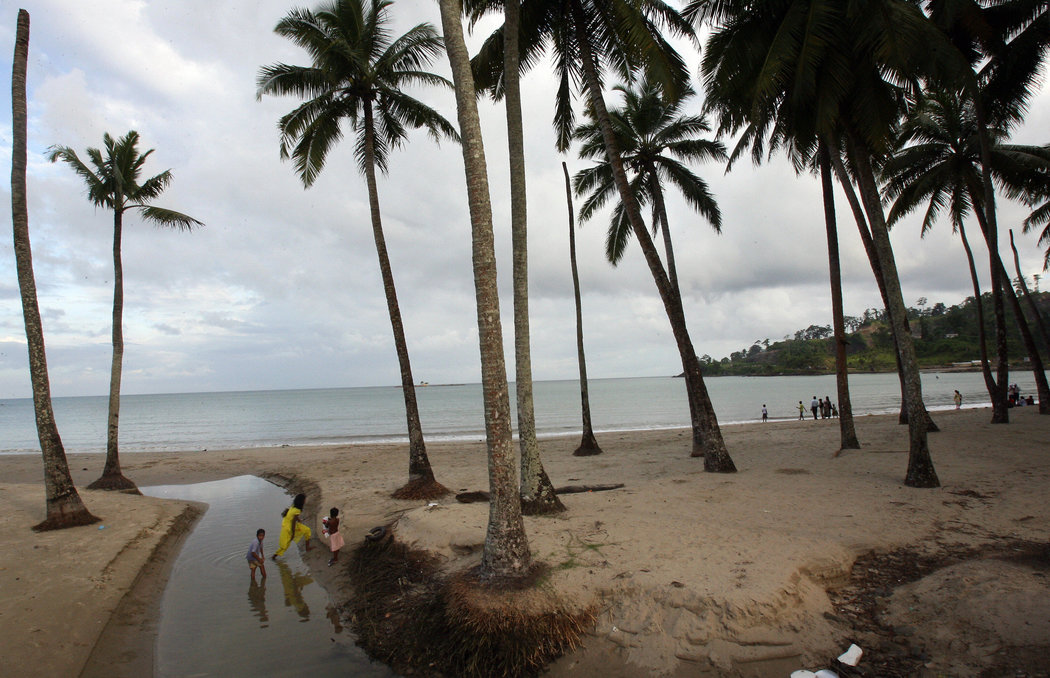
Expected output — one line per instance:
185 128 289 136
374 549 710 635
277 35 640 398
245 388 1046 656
2 406 1049 677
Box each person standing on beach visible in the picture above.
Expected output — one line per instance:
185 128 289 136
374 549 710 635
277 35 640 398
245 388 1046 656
762 405 768 422
247 528 267 582
798 401 806 420
323 507 344 566
823 396 832 419
273 493 312 559
954 390 962 410
810 396 820 420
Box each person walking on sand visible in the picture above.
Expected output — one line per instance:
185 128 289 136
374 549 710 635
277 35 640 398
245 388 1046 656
322 507 344 566
810 396 820 420
798 401 806 420
273 493 312 559
247 528 267 582
762 404 768 422
954 390 962 410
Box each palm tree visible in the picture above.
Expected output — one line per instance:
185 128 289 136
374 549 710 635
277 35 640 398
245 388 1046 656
696 0 945 486
571 78 726 297
11 9 99 531
465 0 564 514
257 0 457 499
473 0 737 472
439 0 532 581
48 131 202 493
562 161 602 456
818 143 861 452
927 0 1050 422
882 87 1050 414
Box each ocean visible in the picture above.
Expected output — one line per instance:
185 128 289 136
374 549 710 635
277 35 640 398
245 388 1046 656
1 372 1044 455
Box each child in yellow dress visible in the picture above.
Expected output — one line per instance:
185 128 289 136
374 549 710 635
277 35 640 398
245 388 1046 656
272 493 312 559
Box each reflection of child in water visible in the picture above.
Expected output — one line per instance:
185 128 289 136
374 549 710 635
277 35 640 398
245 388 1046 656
247 579 268 626
322 507 345 566
275 560 313 620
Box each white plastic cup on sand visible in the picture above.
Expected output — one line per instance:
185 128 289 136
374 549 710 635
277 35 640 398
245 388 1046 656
837 643 863 666
815 671 839 678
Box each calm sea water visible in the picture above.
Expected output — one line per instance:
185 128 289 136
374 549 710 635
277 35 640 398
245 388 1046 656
1 372 1044 455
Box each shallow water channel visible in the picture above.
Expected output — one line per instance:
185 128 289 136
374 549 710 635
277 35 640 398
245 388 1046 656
143 475 395 677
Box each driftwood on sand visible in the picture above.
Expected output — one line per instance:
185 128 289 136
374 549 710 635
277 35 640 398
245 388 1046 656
455 483 625 503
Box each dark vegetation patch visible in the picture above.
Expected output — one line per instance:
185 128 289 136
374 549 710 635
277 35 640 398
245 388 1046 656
343 530 596 677
823 539 1050 677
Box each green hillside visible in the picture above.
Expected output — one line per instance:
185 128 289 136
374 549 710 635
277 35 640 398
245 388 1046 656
699 291 1050 376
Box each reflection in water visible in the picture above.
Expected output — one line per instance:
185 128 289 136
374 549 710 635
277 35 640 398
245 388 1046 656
276 560 313 621
146 475 395 678
248 580 269 628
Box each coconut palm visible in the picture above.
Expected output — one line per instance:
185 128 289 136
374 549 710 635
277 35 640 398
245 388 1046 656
464 0 564 514
696 0 947 486
882 87 1050 413
257 0 457 499
48 131 202 493
472 0 737 472
439 0 532 581
926 0 1050 421
11 9 99 530
562 161 602 456
571 78 726 298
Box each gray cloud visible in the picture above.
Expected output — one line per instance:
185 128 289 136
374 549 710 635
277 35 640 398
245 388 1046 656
1 0 1047 399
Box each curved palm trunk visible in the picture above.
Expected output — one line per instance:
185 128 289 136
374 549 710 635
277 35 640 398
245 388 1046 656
504 0 563 515
563 162 602 456
11 9 99 530
648 168 680 296
992 244 1050 414
362 107 446 500
570 0 734 472
818 145 859 451
440 0 531 581
829 142 937 432
973 107 1010 423
847 132 938 487
88 210 138 492
958 221 998 399
1010 230 1050 360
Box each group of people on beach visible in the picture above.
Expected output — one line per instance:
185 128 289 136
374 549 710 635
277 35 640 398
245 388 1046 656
1008 384 1036 407
792 396 837 421
246 492 345 582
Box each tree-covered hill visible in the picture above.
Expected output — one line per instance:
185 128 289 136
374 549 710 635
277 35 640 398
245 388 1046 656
699 290 1050 376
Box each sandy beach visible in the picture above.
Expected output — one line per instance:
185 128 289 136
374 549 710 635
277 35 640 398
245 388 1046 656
2 405 1048 677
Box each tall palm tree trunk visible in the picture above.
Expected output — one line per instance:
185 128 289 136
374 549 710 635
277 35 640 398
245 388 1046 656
819 145 859 451
846 132 938 488
362 108 446 500
829 142 937 432
974 107 1010 423
958 221 998 399
989 248 1050 414
504 0 563 515
569 0 734 472
440 0 531 580
648 170 680 295
1010 230 1050 355
11 9 99 530
88 211 137 492
563 162 602 456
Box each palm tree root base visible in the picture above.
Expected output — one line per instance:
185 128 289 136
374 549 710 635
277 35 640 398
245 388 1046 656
344 534 595 678
521 492 567 516
572 437 603 457
32 507 101 532
391 477 451 501
86 473 141 494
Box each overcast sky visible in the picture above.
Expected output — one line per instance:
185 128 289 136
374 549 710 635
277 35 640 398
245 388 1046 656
1 0 1048 399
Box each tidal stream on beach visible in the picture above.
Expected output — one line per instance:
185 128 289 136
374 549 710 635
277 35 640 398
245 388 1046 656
142 476 394 678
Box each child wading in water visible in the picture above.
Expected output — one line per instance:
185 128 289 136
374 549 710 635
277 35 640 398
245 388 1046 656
247 528 267 582
322 507 344 566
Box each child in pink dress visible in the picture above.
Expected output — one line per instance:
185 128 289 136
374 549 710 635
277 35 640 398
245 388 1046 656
323 507 344 566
